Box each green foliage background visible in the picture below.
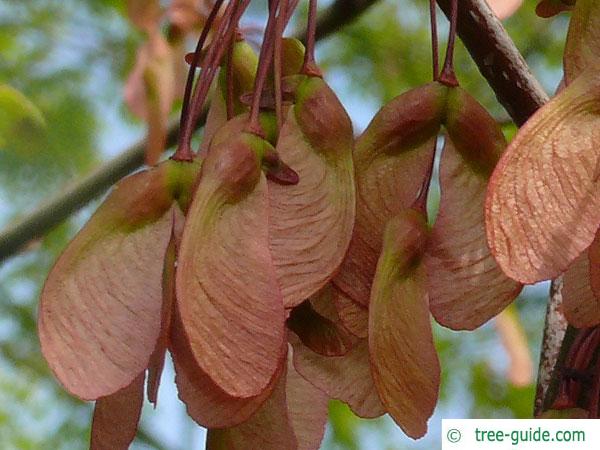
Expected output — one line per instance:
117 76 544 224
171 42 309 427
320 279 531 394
0 0 568 448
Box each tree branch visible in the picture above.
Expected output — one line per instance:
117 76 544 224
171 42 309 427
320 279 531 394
0 118 188 261
0 0 380 262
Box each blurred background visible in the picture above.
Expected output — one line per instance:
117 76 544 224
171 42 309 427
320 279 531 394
0 0 568 448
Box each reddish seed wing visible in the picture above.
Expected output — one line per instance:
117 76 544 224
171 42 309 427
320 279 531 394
562 238 600 328
176 132 286 398
486 71 600 284
39 168 175 400
564 0 600 84
269 76 355 308
170 308 283 428
286 349 329 450
333 82 446 306
290 334 385 419
332 286 369 339
90 373 145 450
205 364 297 450
369 210 439 439
426 137 521 330
147 209 183 405
287 287 357 357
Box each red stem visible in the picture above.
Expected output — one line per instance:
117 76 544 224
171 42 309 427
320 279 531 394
226 33 236 120
184 0 251 153
173 0 225 161
439 0 459 87
430 0 439 80
247 0 281 136
301 0 322 76
274 0 289 131
285 0 301 24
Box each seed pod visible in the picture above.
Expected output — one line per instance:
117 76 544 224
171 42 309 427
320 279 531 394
333 82 447 306
426 88 522 330
201 40 258 152
268 74 355 307
39 160 186 400
486 69 600 284
369 209 439 439
564 0 600 83
281 38 306 77
176 124 286 398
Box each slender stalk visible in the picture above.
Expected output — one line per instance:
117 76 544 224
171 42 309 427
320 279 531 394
285 0 301 24
439 0 458 86
301 0 322 76
187 0 237 123
173 0 225 161
430 0 439 80
247 0 281 135
184 0 252 152
226 29 236 120
274 0 289 130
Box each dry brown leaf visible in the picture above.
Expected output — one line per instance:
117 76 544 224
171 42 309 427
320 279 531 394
127 0 162 32
124 32 176 165
169 0 205 32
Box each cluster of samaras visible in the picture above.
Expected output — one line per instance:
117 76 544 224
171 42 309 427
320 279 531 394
487 0 600 419
37 0 600 448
